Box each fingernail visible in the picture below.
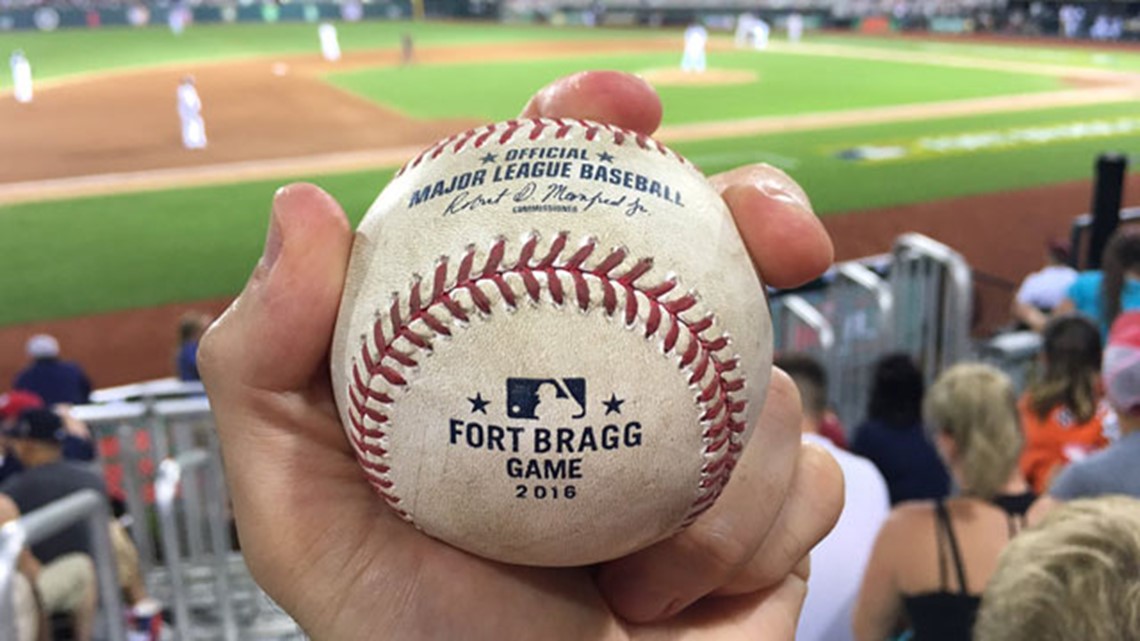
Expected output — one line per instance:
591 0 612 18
262 186 287 269
757 176 813 214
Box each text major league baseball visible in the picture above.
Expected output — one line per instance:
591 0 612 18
406 145 685 214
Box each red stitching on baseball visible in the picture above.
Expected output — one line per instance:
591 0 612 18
498 120 521 145
348 233 747 525
473 123 496 148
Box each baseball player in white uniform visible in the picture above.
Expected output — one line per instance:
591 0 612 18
787 12 804 43
681 23 708 73
735 13 755 47
752 17 770 49
177 76 206 150
10 50 32 103
168 4 188 35
318 22 341 62
735 13 770 49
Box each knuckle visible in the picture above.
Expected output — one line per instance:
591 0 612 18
681 514 755 579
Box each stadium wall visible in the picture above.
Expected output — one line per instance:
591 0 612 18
0 0 412 32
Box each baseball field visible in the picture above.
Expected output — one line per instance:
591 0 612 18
2 21 1139 385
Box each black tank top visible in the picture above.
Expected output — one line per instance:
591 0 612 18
902 493 1033 641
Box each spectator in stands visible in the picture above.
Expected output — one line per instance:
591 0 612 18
0 493 48 641
817 411 849 450
176 312 211 381
195 70 844 640
853 364 1034 641
1 391 96 485
852 353 951 504
1018 315 1109 494
1055 225 1140 339
974 495 1140 641
1010 238 1077 332
0 410 100 641
12 334 93 406
777 354 889 641
0 406 158 625
1 390 47 484
1048 310 1140 500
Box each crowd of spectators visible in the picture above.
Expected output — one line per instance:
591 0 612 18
1 320 208 639
776 221 1140 639
776 342 1137 640
4 270 1136 640
0 0 222 11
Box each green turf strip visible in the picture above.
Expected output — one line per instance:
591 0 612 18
676 100 1140 214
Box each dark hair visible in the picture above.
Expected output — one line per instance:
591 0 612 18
1100 226 1140 330
775 353 827 416
178 313 208 344
1028 315 1102 422
867 353 925 427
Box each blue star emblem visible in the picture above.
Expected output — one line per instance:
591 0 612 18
468 393 490 414
479 153 497 164
603 393 624 415
597 151 615 163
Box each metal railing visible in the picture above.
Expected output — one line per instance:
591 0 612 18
890 233 974 385
71 396 215 582
822 262 894 430
978 330 1044 394
771 294 835 360
69 389 306 640
90 378 206 405
155 449 238 641
0 489 127 641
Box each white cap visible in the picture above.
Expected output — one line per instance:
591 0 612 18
26 334 60 359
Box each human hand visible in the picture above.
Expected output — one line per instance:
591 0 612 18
52 404 92 440
200 71 842 641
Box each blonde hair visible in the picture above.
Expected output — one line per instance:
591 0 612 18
974 495 1140 641
923 363 1023 499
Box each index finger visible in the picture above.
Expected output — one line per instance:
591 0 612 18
520 70 663 135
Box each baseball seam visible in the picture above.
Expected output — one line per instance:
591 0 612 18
395 117 690 177
347 232 748 527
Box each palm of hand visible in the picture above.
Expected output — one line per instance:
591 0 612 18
229 377 807 641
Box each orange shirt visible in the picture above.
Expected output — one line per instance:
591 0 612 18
1018 395 1110 494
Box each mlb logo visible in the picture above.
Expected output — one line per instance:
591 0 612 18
506 378 587 420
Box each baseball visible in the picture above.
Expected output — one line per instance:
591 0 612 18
331 117 771 566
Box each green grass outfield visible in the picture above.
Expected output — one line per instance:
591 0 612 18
326 49 1062 124
2 22 1138 326
4 99 1139 326
326 47 1062 123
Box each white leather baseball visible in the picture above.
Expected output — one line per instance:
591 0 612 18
331 117 771 567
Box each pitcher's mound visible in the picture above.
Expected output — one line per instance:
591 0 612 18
639 68 758 87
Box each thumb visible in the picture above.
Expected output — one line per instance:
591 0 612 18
200 183 353 393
